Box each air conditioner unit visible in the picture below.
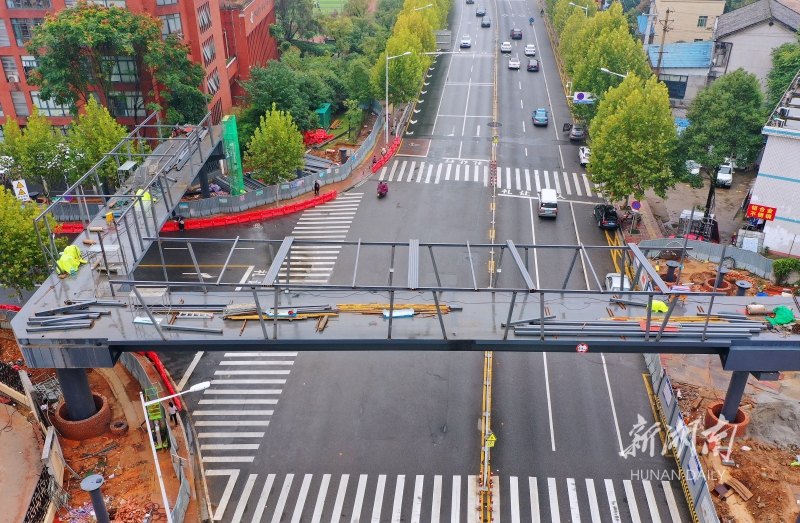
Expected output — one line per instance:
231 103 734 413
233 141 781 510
6 74 19 82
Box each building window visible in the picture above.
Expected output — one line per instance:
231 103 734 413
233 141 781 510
659 74 688 99
206 68 220 96
697 15 708 27
1 56 19 82
20 55 36 78
6 0 52 9
112 91 146 118
10 91 28 116
10 18 43 46
156 0 177 4
0 20 10 47
197 2 212 34
109 56 136 83
86 0 126 6
0 102 4 117
31 92 71 117
159 13 182 39
201 36 216 67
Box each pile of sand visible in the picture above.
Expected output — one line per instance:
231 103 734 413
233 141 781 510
747 400 800 448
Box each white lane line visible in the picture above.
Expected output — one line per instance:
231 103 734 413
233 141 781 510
529 477 540 523
431 475 442 523
219 360 294 365
426 164 434 183
330 475 350 523
662 481 683 523
524 169 531 191
570 201 591 290
602 353 625 455
251 474 276 523
452 475 462 523
411 475 424 523
477 125 480 136
194 410 274 416
388 161 398 181
197 432 265 438
211 379 285 384
203 456 254 463
392 475 406 523
291 474 313 523
446 163 452 180
199 399 278 405
271 474 295 523
207 469 239 522
461 77 473 137
515 168 521 190
176 351 204 391
582 173 592 196
506 167 511 189
605 480 622 523
204 389 283 394
520 99 523 108
567 478 581 522
455 164 460 181
623 480 642 523
231 474 258 523
379 166 388 181
484 166 489 187
497 167 501 188
200 444 260 450
562 172 572 195
407 161 417 182
293 226 350 230
534 169 541 193
212 371 289 376
553 169 561 196
528 199 541 287
643 481 662 523
510 476 521 523
393 161 406 182
372 475 387 523
522 120 526 133
435 163 443 183
547 478 560 523
466 476 476 523
351 474 368 523
417 162 425 183
572 172 583 196
311 475 331 523
585 479 601 523
196 421 271 426
464 164 470 182
543 353 556 451
544 170 551 189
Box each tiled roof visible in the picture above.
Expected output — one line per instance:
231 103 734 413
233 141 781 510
646 41 714 69
637 14 656 35
714 0 800 39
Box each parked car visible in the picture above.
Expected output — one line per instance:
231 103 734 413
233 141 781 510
460 35 472 48
579 146 591 166
510 28 522 39
569 124 587 141
500 41 512 53
716 163 733 187
532 108 549 126
476 5 486 15
524 44 536 56
686 160 700 176
526 59 540 71
481 17 491 27
605 272 632 292
593 204 618 229
466 0 474 3
508 57 521 69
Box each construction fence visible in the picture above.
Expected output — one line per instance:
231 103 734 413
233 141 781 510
643 354 720 523
638 239 775 280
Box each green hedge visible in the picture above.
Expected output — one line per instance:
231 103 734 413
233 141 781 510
772 257 800 284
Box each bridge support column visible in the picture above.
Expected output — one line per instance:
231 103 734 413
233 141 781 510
56 368 97 421
720 370 749 422
198 166 211 199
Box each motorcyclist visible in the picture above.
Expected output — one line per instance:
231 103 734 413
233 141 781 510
377 181 388 195
530 16 534 25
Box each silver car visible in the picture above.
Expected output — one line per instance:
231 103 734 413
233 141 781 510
500 41 512 53
508 57 520 69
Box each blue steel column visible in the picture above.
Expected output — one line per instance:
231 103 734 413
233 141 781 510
720 371 749 422
56 368 97 421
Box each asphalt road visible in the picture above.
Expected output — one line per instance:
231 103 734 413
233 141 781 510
152 1 693 521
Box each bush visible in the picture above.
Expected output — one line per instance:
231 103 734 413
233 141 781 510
772 257 800 284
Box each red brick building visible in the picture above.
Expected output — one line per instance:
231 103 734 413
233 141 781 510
0 0 277 133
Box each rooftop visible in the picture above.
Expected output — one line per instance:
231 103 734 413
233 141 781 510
646 41 714 70
714 0 800 39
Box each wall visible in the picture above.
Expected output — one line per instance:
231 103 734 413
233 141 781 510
716 23 797 92
659 67 709 103
654 0 725 43
751 133 800 255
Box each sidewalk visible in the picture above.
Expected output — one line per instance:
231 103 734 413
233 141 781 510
0 403 41 523
619 199 664 243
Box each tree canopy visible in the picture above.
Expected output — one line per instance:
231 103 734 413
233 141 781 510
767 37 800 108
245 104 305 185
68 97 129 187
588 74 679 202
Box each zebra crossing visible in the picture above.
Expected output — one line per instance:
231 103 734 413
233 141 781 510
378 160 603 198
277 192 362 284
196 352 296 465
208 472 685 523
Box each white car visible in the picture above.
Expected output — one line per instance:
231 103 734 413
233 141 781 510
716 163 733 188
460 35 471 48
605 272 632 292
508 57 521 69
500 41 512 53
579 147 591 166
524 44 536 56
686 160 700 176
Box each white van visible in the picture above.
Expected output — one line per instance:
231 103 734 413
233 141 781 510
538 188 558 217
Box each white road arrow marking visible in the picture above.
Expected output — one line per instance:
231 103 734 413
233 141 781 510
410 120 418 124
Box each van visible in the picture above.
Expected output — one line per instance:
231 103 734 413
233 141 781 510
538 188 558 217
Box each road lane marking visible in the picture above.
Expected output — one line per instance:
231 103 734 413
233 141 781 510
562 172 572 195
602 353 626 455
436 163 443 183
547 478 560 522
553 170 561 196
582 173 592 196
204 389 282 394
529 477 540 523
506 167 511 189
544 170 550 190
417 162 425 183
388 161 399 181
202 443 260 450
534 170 541 193
585 479 601 523
330 475 350 523
194 410 274 415
431 475 442 523
567 478 581 522
207 469 239 522
372 475 387 523
528 199 541 287
379 166 388 180
484 166 489 187
523 120 526 133
510 476 521 523
477 125 481 136
604 480 622 523
196 432 265 438
219 360 294 365
392 475 406 523
466 476 476 523
407 161 416 182
200 398 279 403
352 474 369 523
461 77 473 137
204 456 255 463
452 476 462 523
662 481 682 523
393 161 406 182
426 164 434 183
515 168 521 190
572 172 583 196
231 474 257 523
455 164 460 181
176 351 204 391
411 476 424 523
623 481 642 523
271 475 295 523
643 481 662 523
196 421 271 426
464 164 470 182
543 353 555 451
446 163 452 180
311 474 331 523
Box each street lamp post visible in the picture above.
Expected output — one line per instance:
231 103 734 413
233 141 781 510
385 51 412 146
140 380 211 523
599 67 628 79
569 2 588 15
414 3 433 9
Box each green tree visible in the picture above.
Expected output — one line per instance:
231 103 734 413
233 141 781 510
767 38 800 108
552 0 597 35
345 56 376 104
561 2 628 74
0 189 60 298
274 0 317 43
394 10 436 52
68 97 129 187
245 104 305 185
588 74 679 203
682 68 766 216
371 30 428 104
343 99 363 143
559 10 589 69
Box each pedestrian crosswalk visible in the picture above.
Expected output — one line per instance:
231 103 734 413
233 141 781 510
278 192 362 284
377 160 603 198
207 472 686 523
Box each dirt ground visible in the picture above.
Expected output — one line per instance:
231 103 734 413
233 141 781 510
307 111 380 163
647 256 770 295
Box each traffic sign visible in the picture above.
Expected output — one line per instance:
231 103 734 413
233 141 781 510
12 179 30 202
576 343 589 353
746 203 776 221
631 200 641 211
486 433 497 447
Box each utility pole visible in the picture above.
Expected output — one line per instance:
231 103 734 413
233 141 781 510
654 7 673 78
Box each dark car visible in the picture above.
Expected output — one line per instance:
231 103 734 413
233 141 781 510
527 59 540 71
510 28 523 39
476 6 486 16
569 124 587 141
466 0 474 3
593 204 619 229
532 108 548 126
481 17 491 27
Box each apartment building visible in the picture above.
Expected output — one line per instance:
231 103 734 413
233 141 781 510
652 0 726 43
